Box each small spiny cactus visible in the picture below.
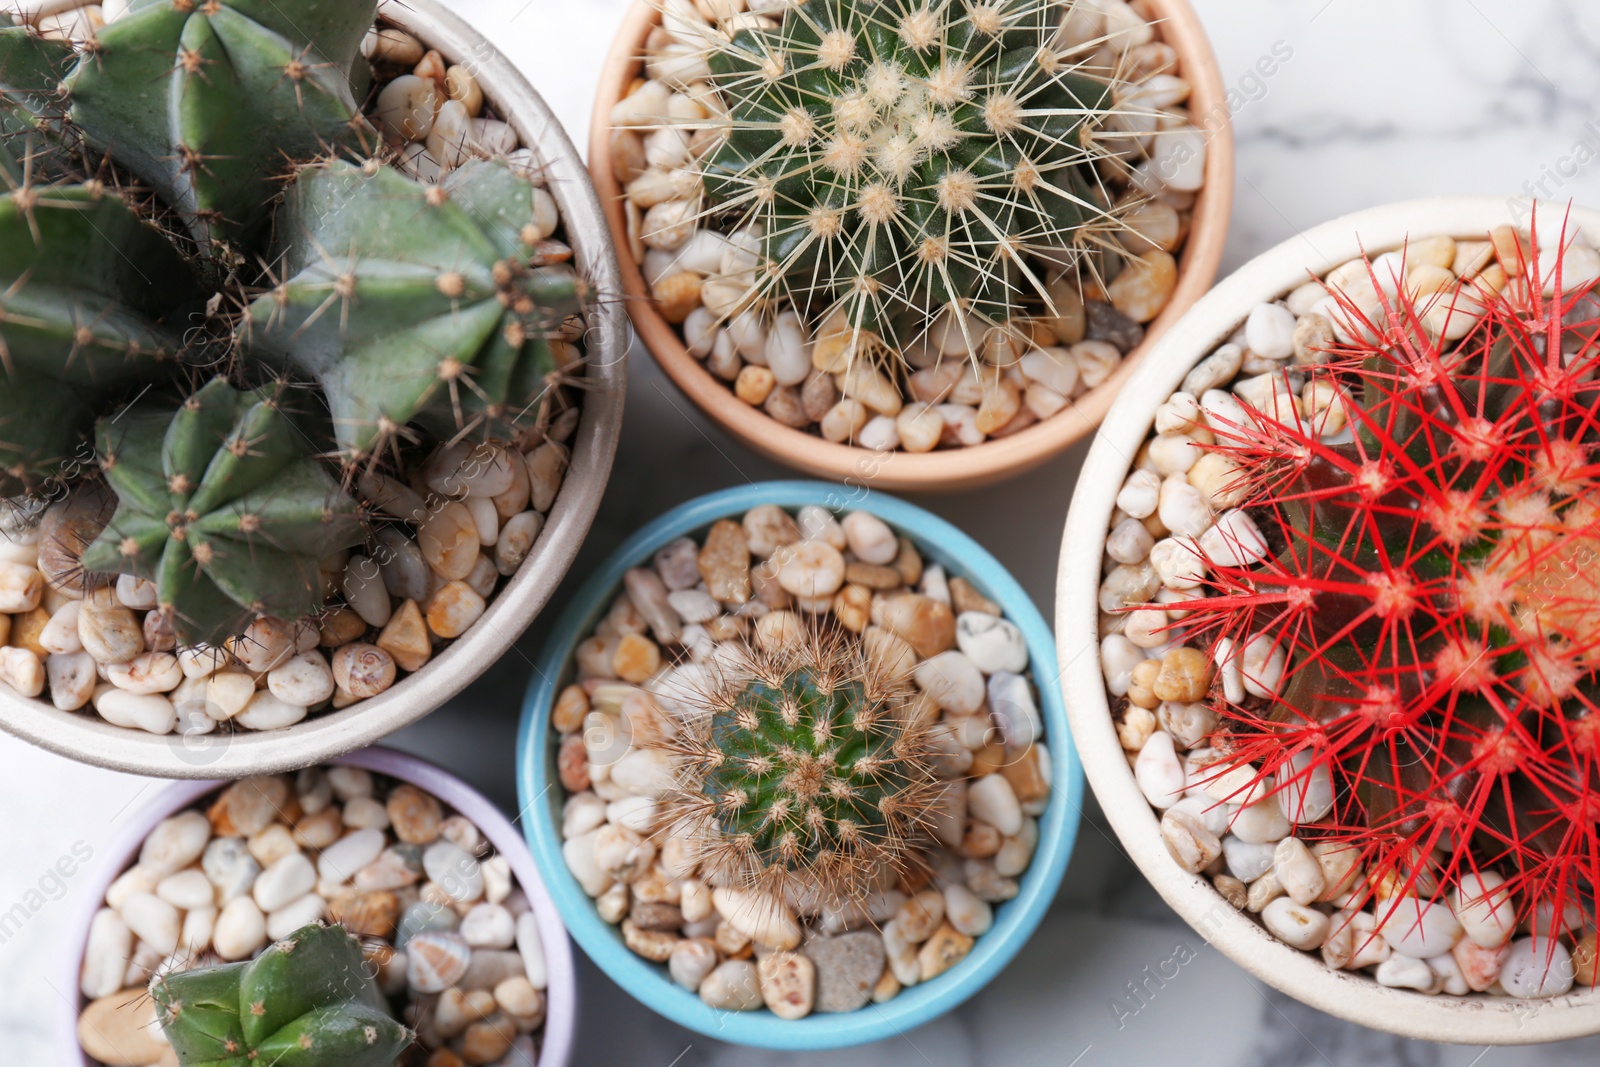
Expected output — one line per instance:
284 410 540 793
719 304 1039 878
661 628 940 902
151 921 411 1067
1166 218 1600 943
80 377 364 646
660 0 1140 363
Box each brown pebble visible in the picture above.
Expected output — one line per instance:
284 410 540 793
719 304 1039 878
9 606 49 657
387 783 443 845
893 537 924 587
319 607 368 648
629 900 684 931
763 384 810 428
957 818 1003 858
1001 745 1050 804
622 918 679 962
832 584 872 632
653 271 702 324
611 632 661 683
917 922 974 980
557 732 590 792
735 365 776 406
552 683 589 734
330 889 401 938
209 775 290 837
876 593 956 658
377 599 432 673
1153 647 1212 702
844 562 902 589
949 577 1001 616
800 368 838 422
698 519 751 604
292 807 343 848
459 1014 516 1065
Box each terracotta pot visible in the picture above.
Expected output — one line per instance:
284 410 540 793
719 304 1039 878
1057 196 1600 1044
0 0 627 779
590 0 1232 491
60 747 579 1067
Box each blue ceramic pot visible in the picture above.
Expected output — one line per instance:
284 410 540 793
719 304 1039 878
518 481 1081 1049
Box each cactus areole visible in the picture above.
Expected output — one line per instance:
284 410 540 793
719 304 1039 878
665 632 939 900
684 0 1132 346
151 922 412 1067
1170 222 1600 940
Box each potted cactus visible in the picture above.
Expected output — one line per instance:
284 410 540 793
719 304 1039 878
66 747 579 1067
519 482 1080 1049
0 0 625 778
593 0 1231 490
1058 197 1600 1043
150 922 413 1066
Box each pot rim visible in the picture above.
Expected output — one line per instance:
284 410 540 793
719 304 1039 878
1056 194 1600 1045
58 745 579 1067
516 479 1083 1049
0 0 627 780
587 0 1233 492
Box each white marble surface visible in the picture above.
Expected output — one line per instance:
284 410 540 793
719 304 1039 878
7 0 1600 1063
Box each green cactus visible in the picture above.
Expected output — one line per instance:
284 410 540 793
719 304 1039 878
62 0 379 254
79 377 364 646
682 0 1127 344
0 182 201 495
0 16 74 182
664 630 938 899
243 157 585 462
151 922 411 1067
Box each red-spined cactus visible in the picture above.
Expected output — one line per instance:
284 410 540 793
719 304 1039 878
1172 217 1600 955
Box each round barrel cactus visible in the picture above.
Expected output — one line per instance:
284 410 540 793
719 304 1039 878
1170 225 1600 937
664 629 939 900
680 0 1130 345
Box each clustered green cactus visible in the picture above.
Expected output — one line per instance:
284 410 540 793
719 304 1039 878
684 0 1131 348
664 630 939 899
0 1 586 647
0 182 200 493
64 0 378 253
151 922 411 1067
0 12 73 181
246 158 584 461
80 379 365 645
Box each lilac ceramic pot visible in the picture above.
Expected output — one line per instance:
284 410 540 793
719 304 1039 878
60 747 577 1067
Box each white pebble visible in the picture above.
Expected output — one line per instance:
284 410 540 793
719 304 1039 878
1375 953 1434 990
1261 898 1330 950
1244 303 1296 360
1375 896 1463 958
316 828 386 884
954 612 1028 674
968 775 1022 836
1499 936 1574 998
1134 731 1185 809
1452 871 1517 949
254 853 315 913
